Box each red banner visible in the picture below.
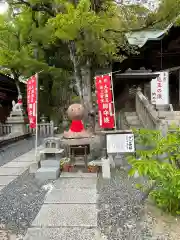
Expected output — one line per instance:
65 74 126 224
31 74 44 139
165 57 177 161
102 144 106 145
27 75 37 129
95 74 115 129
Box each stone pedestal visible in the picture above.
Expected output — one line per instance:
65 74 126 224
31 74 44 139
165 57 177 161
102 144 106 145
35 137 64 180
6 110 28 135
60 134 104 167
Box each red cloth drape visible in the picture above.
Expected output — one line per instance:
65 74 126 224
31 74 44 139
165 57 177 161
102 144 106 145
70 120 84 132
18 99 23 104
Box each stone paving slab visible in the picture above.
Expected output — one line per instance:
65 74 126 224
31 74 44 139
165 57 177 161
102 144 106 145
0 167 27 176
0 186 5 191
60 172 97 178
24 227 97 240
0 229 8 239
44 188 97 204
12 156 35 162
32 204 97 227
0 176 17 186
3 161 31 168
35 167 60 180
54 178 97 189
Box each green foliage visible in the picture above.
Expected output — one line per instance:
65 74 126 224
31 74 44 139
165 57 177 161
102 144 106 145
133 128 160 146
128 126 180 215
2 0 161 121
0 10 51 78
48 0 147 65
0 2 72 121
145 0 180 29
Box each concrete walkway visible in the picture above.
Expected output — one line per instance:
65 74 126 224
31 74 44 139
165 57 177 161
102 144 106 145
0 145 43 192
24 172 99 240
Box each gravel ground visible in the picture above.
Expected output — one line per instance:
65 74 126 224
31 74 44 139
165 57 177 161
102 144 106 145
0 172 51 238
0 136 44 167
97 167 153 240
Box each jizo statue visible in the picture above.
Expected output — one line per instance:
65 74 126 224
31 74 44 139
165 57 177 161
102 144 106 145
63 103 92 139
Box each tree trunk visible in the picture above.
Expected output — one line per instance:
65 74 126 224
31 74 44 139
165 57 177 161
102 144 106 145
68 41 83 100
81 60 95 130
81 60 92 111
15 80 21 96
68 42 94 130
12 71 21 97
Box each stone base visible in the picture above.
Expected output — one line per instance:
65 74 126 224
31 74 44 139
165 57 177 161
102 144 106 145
39 148 64 161
29 162 39 174
35 167 60 180
60 134 104 160
41 160 60 168
11 124 26 134
7 115 28 135
40 148 64 154
63 127 93 139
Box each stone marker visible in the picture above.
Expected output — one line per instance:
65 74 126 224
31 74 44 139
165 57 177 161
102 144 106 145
35 167 60 180
35 137 64 180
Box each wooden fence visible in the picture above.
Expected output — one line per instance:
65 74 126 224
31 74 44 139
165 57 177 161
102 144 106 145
0 121 54 137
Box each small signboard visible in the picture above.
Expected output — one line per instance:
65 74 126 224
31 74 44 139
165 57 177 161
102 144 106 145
106 133 135 154
151 71 169 105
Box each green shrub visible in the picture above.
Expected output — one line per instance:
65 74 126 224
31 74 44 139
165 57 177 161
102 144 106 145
128 126 180 215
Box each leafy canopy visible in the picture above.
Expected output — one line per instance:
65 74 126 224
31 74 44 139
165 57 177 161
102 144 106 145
47 0 148 64
0 8 56 78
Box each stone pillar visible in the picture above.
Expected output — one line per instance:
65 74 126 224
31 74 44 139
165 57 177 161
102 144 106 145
144 82 151 100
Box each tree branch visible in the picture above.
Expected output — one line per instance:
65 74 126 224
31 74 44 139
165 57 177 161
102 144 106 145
106 13 173 34
8 0 55 17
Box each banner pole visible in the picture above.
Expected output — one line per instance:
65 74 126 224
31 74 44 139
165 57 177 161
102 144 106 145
110 72 117 130
35 73 38 160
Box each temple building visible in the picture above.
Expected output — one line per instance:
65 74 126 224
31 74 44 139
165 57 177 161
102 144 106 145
113 23 180 112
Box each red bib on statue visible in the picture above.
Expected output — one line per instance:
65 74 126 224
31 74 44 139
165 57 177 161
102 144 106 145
70 120 84 132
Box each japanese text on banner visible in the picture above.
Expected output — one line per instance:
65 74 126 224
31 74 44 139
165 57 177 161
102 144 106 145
151 71 169 105
95 75 115 129
27 75 37 129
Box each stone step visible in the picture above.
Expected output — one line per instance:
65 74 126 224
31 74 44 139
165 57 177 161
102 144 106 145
72 160 86 167
124 112 137 117
129 125 141 129
60 172 97 178
125 113 142 128
40 148 64 154
126 119 141 125
125 115 139 120
32 204 97 227
24 227 97 240
54 178 97 189
88 160 102 166
44 188 96 204
35 167 60 180
72 160 102 167
41 160 60 168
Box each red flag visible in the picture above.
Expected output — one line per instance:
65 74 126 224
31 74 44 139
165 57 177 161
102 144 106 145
27 75 37 129
95 74 115 129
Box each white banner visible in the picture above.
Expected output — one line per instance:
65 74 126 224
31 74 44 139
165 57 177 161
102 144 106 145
151 71 169 105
